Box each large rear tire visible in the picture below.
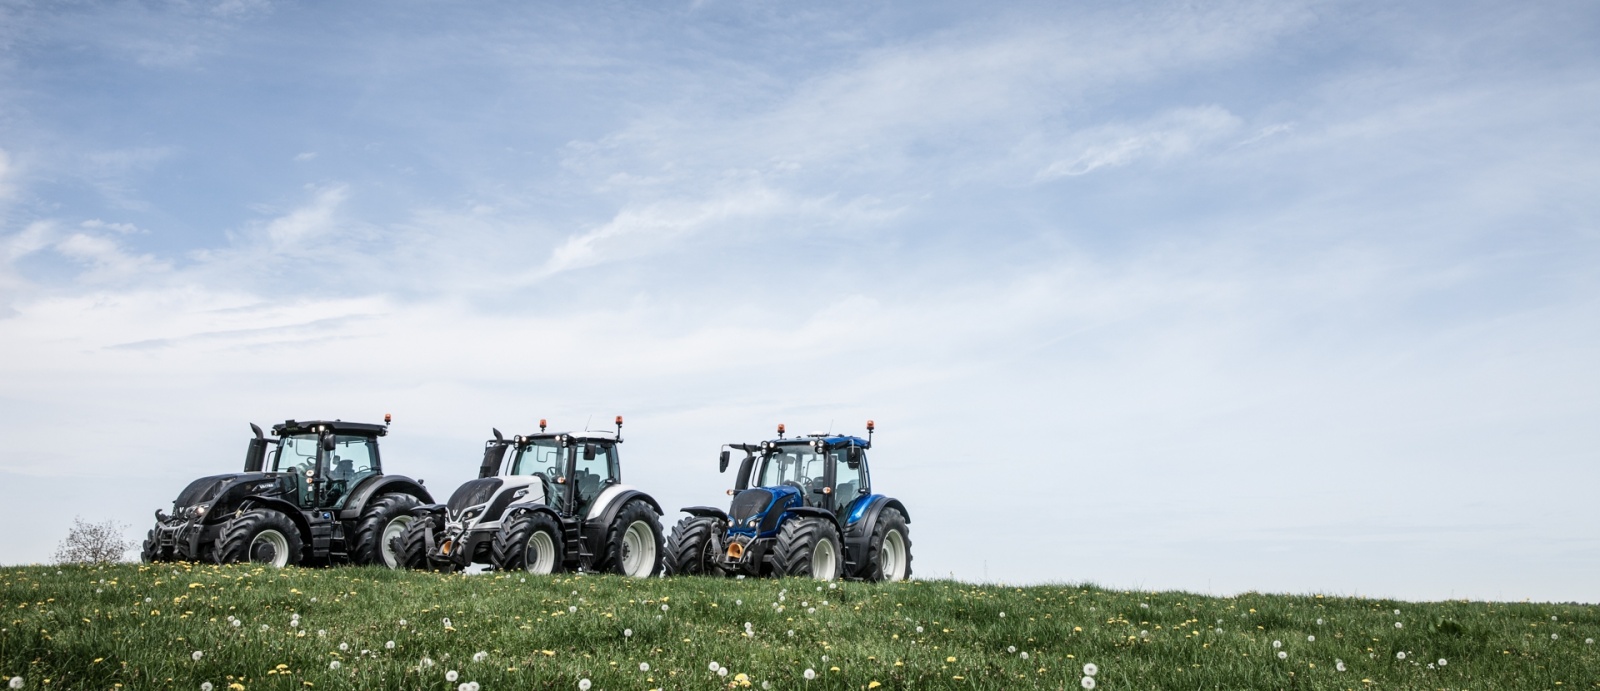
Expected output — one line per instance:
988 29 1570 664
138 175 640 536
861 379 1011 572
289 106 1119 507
492 510 565 574
393 513 454 572
217 508 303 568
353 493 420 568
598 499 664 578
664 516 726 577
770 517 842 581
864 507 912 582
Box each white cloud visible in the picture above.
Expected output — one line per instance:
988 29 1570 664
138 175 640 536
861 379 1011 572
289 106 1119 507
294 151 318 161
53 232 170 282
1035 106 1243 180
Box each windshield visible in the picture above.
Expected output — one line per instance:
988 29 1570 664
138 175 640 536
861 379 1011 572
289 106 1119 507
510 440 563 477
755 445 829 489
273 434 320 473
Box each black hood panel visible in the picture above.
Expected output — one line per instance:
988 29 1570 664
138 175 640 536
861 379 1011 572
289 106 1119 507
173 473 276 509
448 478 503 514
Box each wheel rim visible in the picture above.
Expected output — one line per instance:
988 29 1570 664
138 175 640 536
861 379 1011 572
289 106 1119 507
881 529 907 581
811 535 837 581
525 530 556 574
621 520 656 577
381 515 413 569
250 529 290 568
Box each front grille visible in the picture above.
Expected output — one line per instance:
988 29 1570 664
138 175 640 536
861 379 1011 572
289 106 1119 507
448 478 503 514
729 488 773 525
174 475 233 509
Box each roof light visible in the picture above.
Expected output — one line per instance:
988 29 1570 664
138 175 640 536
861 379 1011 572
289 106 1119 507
866 419 874 432
539 418 547 432
384 413 392 425
777 423 786 438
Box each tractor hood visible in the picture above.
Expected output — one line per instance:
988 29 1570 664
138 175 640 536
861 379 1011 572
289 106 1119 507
172 473 281 511
727 485 801 537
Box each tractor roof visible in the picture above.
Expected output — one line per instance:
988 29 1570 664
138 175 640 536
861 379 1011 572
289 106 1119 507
513 430 620 444
272 420 388 437
769 435 869 449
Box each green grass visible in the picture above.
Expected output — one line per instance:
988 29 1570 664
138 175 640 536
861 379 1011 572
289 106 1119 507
2 563 1597 690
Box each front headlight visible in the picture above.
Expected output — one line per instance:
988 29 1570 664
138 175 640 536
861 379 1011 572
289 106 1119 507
460 507 484 522
747 517 759 528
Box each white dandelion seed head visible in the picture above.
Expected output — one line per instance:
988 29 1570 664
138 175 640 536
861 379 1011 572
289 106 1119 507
661 604 669 612
1307 635 1315 642
803 669 816 680
1395 622 1403 629
624 628 633 637
999 612 1006 618
569 606 578 613
1438 658 1447 666
1081 676 1096 689
1586 638 1595 645
442 618 452 627
788 630 795 637
520 578 525 583
473 651 487 662
1393 609 1401 615
1139 630 1149 639
1552 615 1558 621
201 683 213 691
1336 660 1346 672
577 679 591 691
399 619 407 626
8 678 22 690
386 641 395 650
145 597 152 603
1316 618 1324 625
1396 652 1406 660
1215 628 1223 634
763 682 771 690
1008 646 1017 653
808 608 816 614
719 668 728 677
260 624 269 631
1140 603 1148 608
916 626 924 633
1277 651 1287 660
640 662 650 672
339 643 349 651
736 599 742 605
421 657 434 668
1427 663 1435 670
1272 640 1282 648
192 650 204 661
231 620 241 627
1551 633 1559 640
289 620 298 628
329 661 341 670
1083 663 1098 676
1020 652 1030 660
317 629 327 637
446 670 459 681
710 662 721 672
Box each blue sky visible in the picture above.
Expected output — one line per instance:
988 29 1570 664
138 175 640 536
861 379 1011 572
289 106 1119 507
1 0 1597 601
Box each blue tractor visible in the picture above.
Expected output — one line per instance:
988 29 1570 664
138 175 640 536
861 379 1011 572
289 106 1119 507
665 420 911 581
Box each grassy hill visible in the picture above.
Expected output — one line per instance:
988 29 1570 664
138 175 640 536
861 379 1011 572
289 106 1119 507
2 563 1596 690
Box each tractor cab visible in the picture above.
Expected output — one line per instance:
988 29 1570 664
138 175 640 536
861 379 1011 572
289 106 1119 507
253 419 390 511
507 429 620 519
731 430 872 524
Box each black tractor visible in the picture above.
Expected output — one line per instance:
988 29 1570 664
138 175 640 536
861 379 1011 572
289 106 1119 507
666 420 911 581
141 417 433 569
395 417 666 577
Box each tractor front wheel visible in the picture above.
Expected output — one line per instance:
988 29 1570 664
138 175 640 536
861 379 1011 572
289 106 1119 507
217 508 303 568
353 493 421 568
771 517 842 581
492 510 565 574
393 513 453 572
664 516 726 577
599 500 664 578
864 507 912 582
140 525 166 563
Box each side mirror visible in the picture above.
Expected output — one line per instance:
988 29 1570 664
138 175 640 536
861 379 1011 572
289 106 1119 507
847 446 863 468
321 432 336 452
583 444 598 461
719 450 731 473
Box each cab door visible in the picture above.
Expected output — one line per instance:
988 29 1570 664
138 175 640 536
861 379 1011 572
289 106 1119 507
831 447 870 524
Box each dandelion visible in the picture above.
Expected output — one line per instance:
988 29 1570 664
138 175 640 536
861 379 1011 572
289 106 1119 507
399 619 407 626
822 656 829 663
569 606 578 614
260 624 270 631
339 643 349 652
788 630 795 637
1395 622 1403 629
1587 638 1594 645
1277 651 1287 660
317 629 327 637
1272 640 1282 649
1215 628 1223 634
1336 660 1346 672
421 657 435 668
202 683 214 691
1551 633 1559 640
1396 652 1406 661
1081 677 1096 689
578 680 592 691
1393 609 1400 615
386 641 395 650
661 604 669 612
640 662 650 672
1307 635 1315 642
442 618 452 627
329 661 341 671
1552 615 1558 621
1083 663 1098 676
192 650 204 661
1438 658 1447 667
1008 646 1017 653
803 669 816 680
916 626 924 633
231 620 241 628
718 668 728 678
999 612 1006 618
710 662 721 672
7 678 21 689
473 651 487 663
736 599 742 605
1020 652 1030 660
1140 602 1148 609
446 670 459 682
829 582 837 589
1316 618 1324 625
808 608 816 614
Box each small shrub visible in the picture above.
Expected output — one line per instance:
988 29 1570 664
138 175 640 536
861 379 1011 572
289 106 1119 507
53 516 134 564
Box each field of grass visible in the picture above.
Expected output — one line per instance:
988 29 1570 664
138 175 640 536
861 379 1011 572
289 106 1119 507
2 563 1597 690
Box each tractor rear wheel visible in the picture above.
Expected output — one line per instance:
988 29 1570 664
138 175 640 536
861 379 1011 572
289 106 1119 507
664 516 726 577
598 499 664 578
217 508 303 568
771 517 842 581
492 510 565 574
393 513 453 572
864 507 912 582
353 493 420 568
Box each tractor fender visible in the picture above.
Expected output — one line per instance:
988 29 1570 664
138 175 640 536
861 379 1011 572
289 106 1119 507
680 506 730 522
583 487 664 564
780 505 842 534
844 496 910 578
339 476 433 520
503 500 563 523
236 495 314 547
409 503 448 518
